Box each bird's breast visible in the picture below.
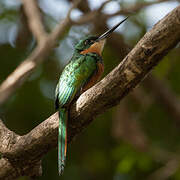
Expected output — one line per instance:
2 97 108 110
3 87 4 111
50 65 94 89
82 62 104 92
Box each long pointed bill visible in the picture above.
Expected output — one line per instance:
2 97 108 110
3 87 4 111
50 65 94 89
97 16 129 41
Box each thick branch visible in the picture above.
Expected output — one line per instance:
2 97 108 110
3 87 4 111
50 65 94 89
0 120 20 154
0 158 42 180
0 5 180 180
0 119 42 179
68 5 180 139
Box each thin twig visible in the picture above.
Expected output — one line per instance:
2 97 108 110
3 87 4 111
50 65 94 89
0 0 81 106
147 156 180 180
0 0 174 106
143 75 180 126
73 0 177 25
21 0 47 44
50 0 81 41
98 0 112 12
105 0 177 18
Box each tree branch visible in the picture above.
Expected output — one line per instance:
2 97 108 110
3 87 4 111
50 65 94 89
147 155 180 180
21 0 47 44
112 101 149 151
0 120 20 154
0 0 176 107
0 5 180 180
143 75 180 126
0 119 42 179
106 0 178 18
0 0 80 106
73 0 178 25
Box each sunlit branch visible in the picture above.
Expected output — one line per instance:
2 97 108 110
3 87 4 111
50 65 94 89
0 5 180 179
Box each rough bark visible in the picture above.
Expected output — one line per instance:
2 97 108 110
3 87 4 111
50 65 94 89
0 5 180 180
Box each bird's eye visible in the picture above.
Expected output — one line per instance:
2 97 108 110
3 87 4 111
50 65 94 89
84 39 92 45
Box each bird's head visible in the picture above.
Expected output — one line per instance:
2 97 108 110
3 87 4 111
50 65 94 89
75 17 129 56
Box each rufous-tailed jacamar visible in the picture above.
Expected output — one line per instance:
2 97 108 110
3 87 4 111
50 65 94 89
55 17 128 175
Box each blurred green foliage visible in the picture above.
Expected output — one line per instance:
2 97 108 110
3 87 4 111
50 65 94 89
0 0 180 180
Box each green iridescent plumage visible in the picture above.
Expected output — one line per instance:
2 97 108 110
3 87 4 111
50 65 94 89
55 36 103 175
56 53 99 105
55 17 128 175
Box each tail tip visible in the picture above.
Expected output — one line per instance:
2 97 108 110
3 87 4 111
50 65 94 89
58 161 65 176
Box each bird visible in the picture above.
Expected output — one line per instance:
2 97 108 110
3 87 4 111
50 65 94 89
55 17 129 175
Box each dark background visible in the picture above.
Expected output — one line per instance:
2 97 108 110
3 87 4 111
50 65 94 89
0 0 180 179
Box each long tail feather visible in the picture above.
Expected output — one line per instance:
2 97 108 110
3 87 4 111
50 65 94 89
58 108 68 175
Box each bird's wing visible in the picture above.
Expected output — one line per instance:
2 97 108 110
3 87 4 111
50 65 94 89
55 83 60 109
55 55 97 108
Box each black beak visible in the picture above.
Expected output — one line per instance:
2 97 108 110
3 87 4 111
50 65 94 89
97 16 129 41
